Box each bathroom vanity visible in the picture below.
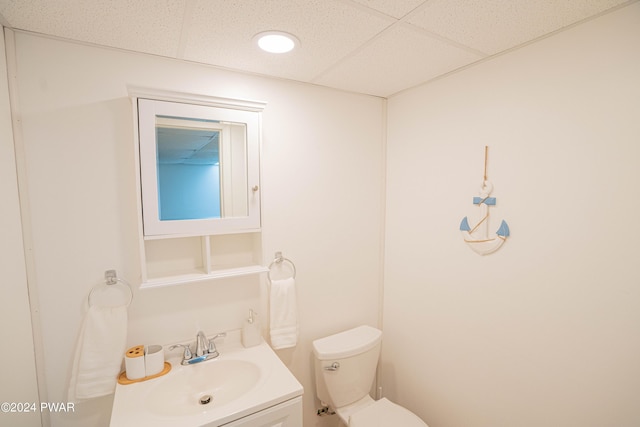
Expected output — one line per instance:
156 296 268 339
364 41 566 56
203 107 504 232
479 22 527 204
110 334 303 427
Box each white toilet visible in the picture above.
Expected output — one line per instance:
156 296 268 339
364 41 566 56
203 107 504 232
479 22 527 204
312 325 428 426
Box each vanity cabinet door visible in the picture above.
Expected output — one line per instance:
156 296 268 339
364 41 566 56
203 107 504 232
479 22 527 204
219 397 302 427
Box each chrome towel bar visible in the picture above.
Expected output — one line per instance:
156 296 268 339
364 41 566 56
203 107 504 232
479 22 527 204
87 269 133 307
267 251 296 281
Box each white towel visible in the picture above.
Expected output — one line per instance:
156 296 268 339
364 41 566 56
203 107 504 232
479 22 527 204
269 278 298 349
68 305 128 402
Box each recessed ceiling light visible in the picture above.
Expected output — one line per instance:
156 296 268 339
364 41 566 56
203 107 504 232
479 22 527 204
254 31 299 54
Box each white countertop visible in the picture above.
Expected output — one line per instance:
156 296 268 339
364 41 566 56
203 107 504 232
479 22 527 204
109 334 303 427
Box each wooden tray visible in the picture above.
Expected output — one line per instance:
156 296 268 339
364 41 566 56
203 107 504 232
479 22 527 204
117 362 172 385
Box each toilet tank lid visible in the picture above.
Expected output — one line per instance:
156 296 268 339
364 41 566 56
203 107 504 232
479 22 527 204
313 325 382 360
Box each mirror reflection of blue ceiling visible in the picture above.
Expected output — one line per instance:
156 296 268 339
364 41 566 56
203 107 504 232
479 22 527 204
156 127 220 165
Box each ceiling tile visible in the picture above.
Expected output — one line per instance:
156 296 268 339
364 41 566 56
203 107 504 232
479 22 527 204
346 0 426 18
313 23 483 97
0 0 186 57
182 0 394 81
1 0 634 97
406 0 630 55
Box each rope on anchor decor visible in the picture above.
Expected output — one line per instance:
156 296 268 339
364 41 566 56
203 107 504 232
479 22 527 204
459 146 510 255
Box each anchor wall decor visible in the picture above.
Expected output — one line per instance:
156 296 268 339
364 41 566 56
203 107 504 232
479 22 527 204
460 146 510 255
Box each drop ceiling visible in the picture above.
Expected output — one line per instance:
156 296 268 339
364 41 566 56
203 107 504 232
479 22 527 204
0 0 634 97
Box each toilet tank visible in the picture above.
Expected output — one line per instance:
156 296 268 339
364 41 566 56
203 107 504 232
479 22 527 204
312 326 383 409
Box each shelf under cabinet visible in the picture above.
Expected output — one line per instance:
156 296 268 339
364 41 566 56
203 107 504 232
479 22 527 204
140 232 265 289
141 264 269 289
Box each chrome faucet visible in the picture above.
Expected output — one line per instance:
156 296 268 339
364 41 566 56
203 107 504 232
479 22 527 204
169 331 227 365
196 330 209 357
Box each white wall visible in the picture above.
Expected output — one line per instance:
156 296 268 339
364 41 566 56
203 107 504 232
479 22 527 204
0 27 41 427
8 32 384 427
383 4 640 427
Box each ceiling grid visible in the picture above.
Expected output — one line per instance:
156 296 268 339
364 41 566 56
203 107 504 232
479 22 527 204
0 0 634 97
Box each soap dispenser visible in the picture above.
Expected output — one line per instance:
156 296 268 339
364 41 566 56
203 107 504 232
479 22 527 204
242 309 262 348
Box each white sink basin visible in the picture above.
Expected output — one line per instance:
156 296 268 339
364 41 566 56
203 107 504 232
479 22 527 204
146 359 261 416
110 336 303 427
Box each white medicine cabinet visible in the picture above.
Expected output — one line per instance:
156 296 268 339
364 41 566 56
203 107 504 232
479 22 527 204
130 88 268 288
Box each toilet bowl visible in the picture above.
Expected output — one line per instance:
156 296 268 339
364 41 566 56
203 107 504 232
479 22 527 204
312 325 428 426
346 396 426 426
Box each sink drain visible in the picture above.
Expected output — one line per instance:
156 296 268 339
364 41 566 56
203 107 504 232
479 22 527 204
199 395 213 405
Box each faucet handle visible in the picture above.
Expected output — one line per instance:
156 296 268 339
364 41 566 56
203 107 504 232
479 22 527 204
207 333 227 355
209 332 226 349
169 343 192 360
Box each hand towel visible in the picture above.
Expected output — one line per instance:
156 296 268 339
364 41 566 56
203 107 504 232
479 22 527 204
68 304 128 402
269 277 298 349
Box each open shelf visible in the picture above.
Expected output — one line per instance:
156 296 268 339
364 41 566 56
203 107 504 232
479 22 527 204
140 232 265 288
140 265 268 289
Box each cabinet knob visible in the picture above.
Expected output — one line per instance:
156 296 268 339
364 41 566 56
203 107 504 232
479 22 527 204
252 185 259 192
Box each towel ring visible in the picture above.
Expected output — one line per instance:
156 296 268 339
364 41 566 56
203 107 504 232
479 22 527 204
88 270 133 307
268 252 296 281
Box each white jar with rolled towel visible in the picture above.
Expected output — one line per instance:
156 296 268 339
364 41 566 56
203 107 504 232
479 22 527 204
145 345 164 377
124 345 145 380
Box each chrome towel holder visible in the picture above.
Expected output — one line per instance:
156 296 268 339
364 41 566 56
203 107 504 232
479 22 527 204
268 252 296 281
88 269 133 307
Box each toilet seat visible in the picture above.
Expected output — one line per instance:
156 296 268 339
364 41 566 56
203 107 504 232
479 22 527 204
348 398 427 427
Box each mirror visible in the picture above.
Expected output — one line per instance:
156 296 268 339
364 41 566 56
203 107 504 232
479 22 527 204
138 97 263 237
155 117 247 220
